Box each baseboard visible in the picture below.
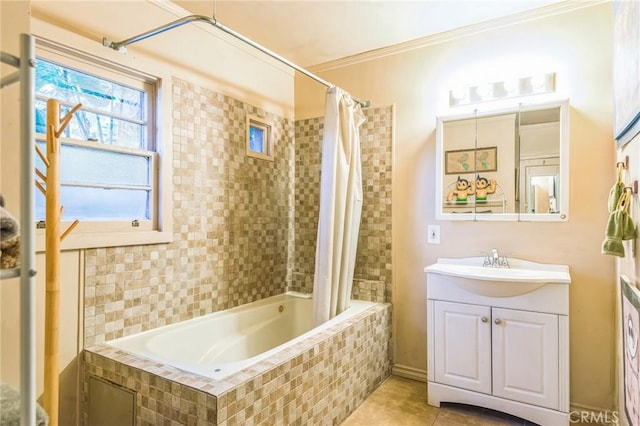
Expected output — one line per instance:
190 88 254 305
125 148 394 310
391 364 427 382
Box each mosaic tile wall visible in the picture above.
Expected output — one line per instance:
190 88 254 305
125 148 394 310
84 78 295 347
82 303 391 425
291 106 394 303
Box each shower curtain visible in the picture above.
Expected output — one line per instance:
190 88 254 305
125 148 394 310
313 87 366 326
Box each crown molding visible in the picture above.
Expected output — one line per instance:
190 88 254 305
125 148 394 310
309 0 608 73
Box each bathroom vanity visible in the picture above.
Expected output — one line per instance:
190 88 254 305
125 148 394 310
425 256 571 425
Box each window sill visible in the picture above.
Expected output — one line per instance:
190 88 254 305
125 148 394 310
35 229 173 252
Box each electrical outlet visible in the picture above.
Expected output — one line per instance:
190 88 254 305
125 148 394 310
427 225 440 244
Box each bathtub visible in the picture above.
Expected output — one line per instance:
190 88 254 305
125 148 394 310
85 292 391 425
107 291 376 381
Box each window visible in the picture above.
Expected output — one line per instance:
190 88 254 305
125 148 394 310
33 42 169 249
246 115 273 161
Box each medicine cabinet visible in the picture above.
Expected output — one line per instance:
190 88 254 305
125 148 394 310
435 99 569 221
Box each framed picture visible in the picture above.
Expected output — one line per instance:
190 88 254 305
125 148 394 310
622 275 640 426
445 146 497 175
614 0 640 147
246 115 273 161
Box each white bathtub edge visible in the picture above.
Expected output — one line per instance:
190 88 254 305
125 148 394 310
284 291 312 299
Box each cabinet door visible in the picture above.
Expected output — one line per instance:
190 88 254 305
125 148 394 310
492 308 559 409
434 301 492 394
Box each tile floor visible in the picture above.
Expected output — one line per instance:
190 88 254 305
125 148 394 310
341 376 605 426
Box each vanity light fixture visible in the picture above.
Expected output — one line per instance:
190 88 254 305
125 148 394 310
449 72 556 107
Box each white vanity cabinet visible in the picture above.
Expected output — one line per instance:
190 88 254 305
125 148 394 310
426 257 570 426
434 301 560 408
433 301 492 394
492 307 559 409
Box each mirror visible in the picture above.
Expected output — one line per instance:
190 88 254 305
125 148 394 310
435 99 569 221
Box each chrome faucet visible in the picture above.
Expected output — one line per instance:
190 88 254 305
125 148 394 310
483 248 510 268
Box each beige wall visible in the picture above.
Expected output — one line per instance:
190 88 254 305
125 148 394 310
296 3 616 410
0 251 82 424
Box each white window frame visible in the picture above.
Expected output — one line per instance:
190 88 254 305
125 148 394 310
34 39 172 251
246 115 273 161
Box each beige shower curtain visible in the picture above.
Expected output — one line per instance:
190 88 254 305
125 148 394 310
313 87 366 325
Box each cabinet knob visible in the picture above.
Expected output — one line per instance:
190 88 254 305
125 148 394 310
494 318 502 325
481 316 488 323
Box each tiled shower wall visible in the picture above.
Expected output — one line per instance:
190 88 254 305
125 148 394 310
291 106 394 303
84 78 295 346
83 79 393 347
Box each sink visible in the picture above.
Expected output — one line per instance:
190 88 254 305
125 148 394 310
425 256 570 297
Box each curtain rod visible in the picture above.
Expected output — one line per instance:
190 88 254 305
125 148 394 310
103 14 370 108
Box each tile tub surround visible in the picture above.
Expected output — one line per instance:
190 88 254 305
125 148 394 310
292 106 393 303
82 302 392 425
